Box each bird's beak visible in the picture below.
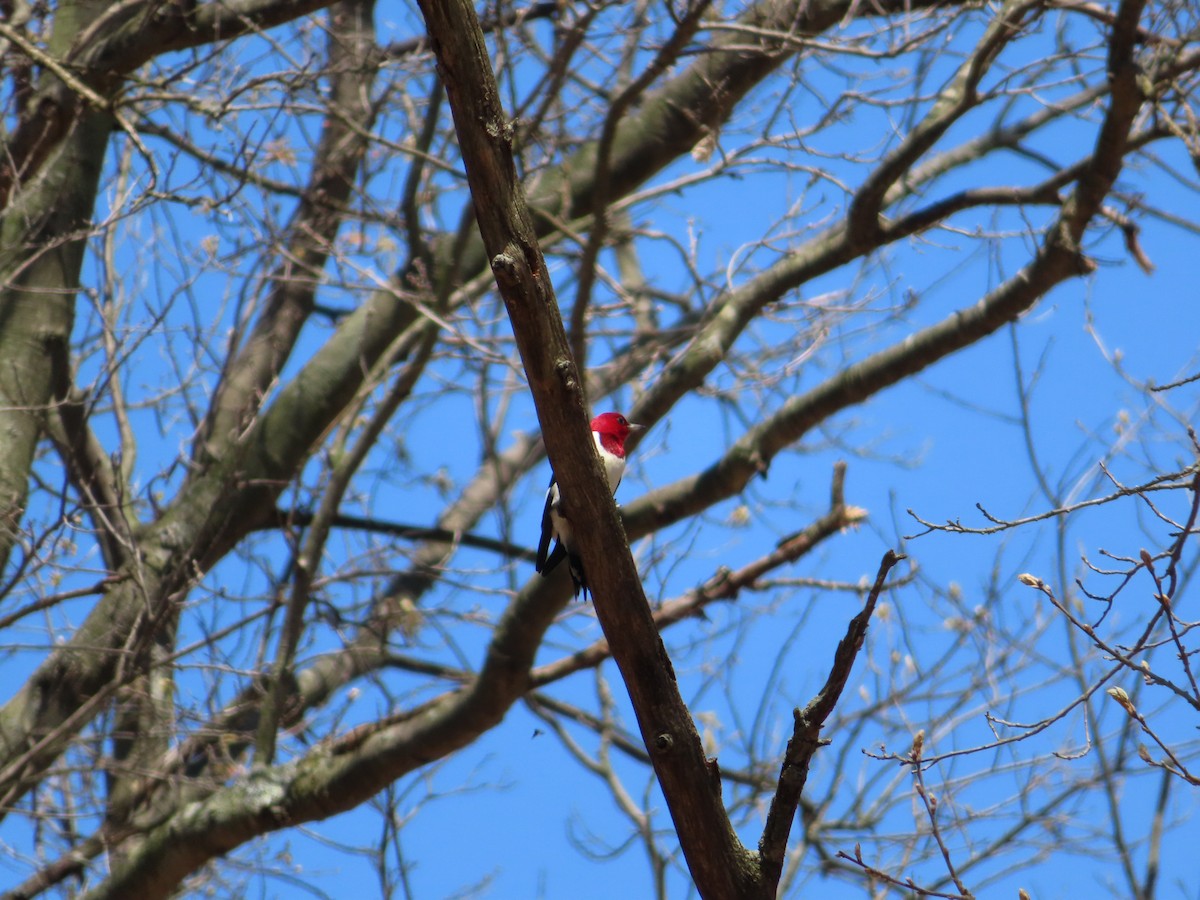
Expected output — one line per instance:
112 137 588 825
628 423 647 434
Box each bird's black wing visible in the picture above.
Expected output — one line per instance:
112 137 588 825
535 476 562 573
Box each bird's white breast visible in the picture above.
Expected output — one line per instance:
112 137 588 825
593 431 627 491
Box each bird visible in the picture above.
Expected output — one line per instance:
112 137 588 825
535 411 644 599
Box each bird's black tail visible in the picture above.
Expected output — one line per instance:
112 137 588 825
566 551 588 601
538 541 588 600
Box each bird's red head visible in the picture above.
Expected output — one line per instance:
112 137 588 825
590 412 645 458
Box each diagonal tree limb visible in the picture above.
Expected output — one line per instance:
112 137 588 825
416 0 768 895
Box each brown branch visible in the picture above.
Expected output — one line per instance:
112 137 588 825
835 843 974 900
758 549 904 887
909 740 975 898
260 508 540 562
905 465 1197 537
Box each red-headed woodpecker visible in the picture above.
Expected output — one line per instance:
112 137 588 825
536 412 645 599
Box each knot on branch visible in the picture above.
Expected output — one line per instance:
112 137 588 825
484 116 514 146
553 357 579 393
490 252 520 289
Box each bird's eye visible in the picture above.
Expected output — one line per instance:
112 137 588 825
617 416 627 425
